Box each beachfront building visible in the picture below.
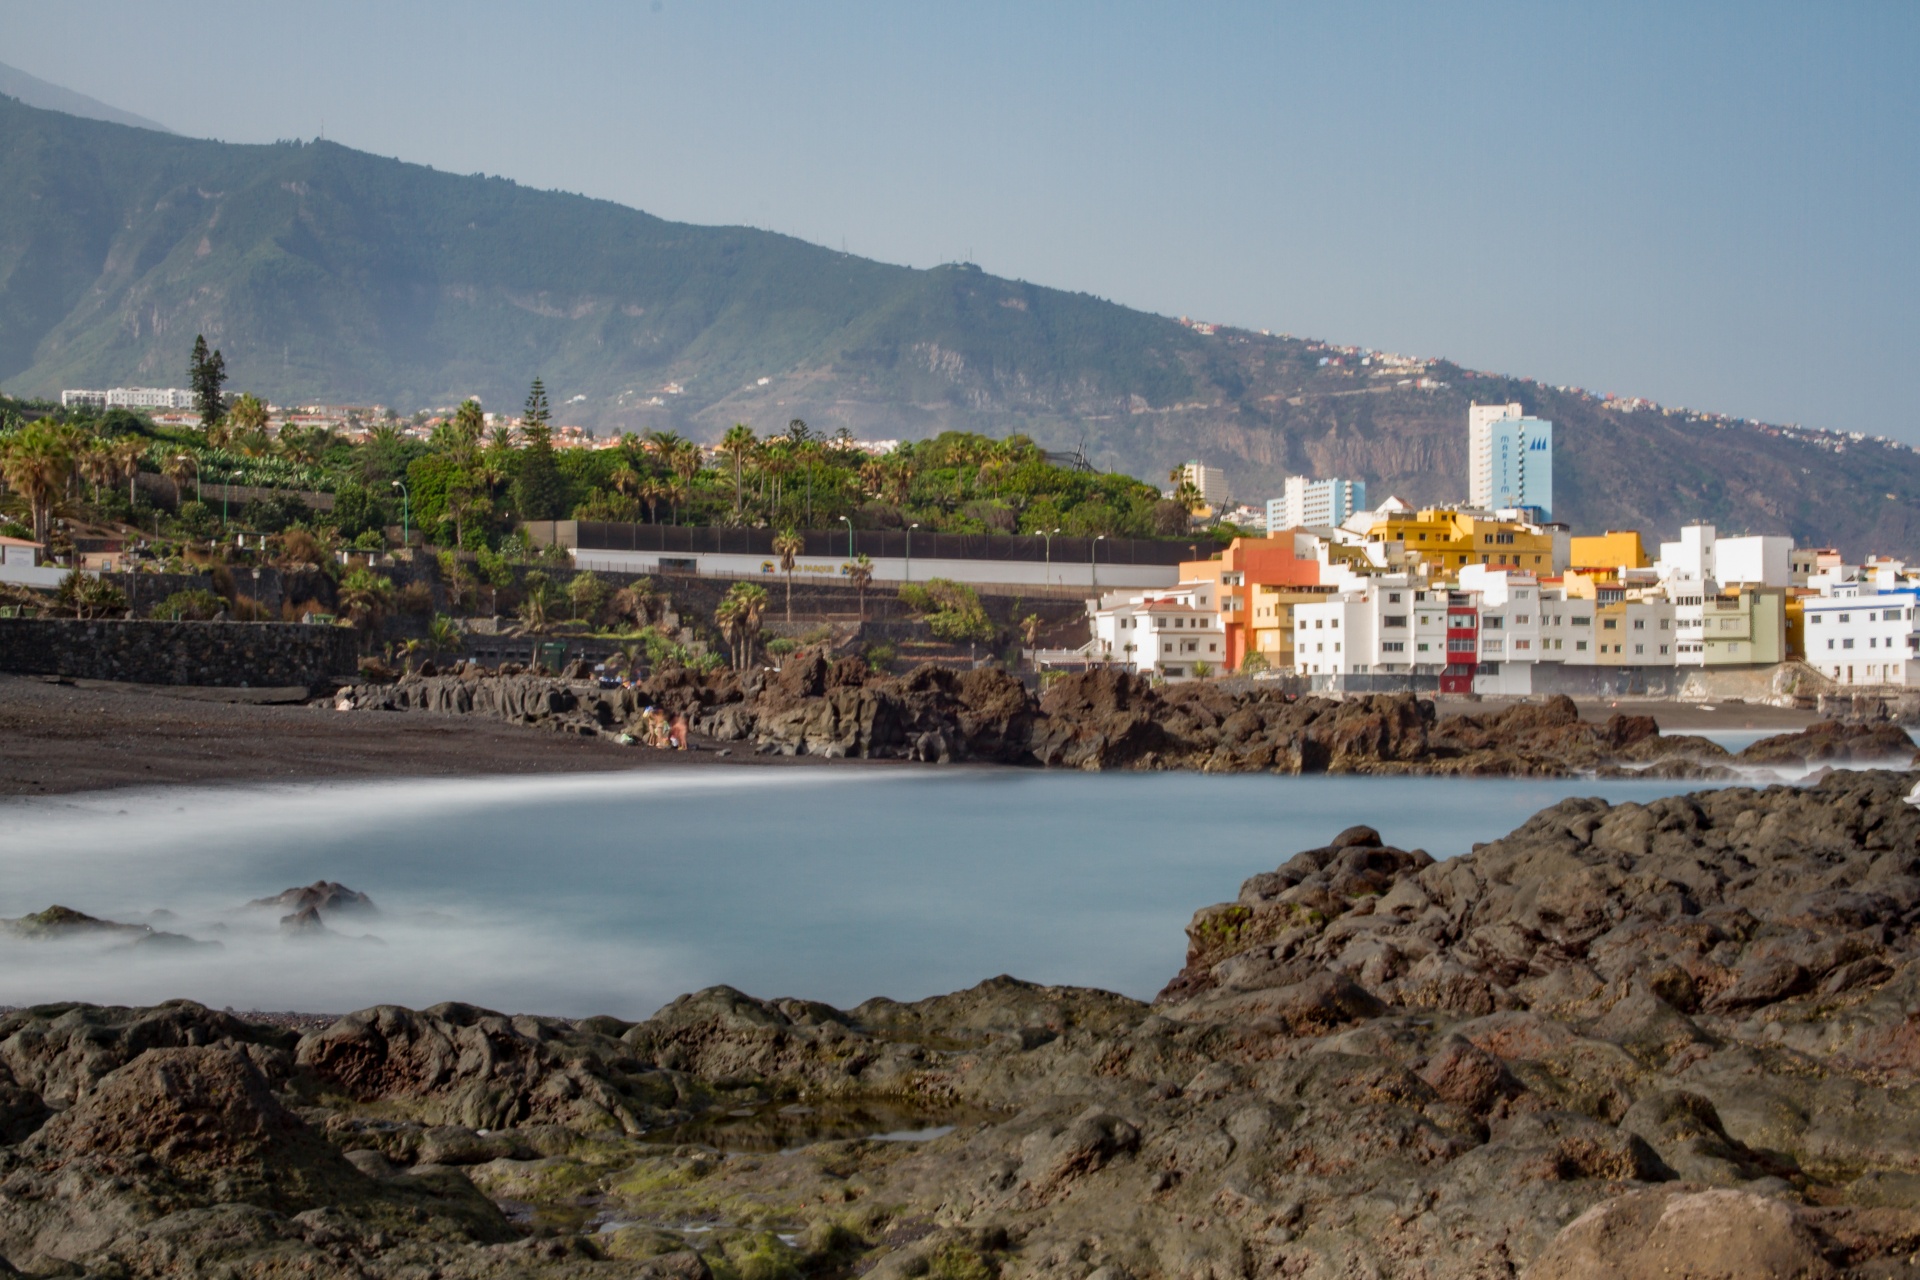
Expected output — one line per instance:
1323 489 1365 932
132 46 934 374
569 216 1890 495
1175 535 1324 670
1802 587 1920 686
1087 584 1226 679
1290 575 1438 679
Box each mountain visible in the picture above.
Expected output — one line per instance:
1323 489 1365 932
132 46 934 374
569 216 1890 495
0 62 170 134
2 94 1917 557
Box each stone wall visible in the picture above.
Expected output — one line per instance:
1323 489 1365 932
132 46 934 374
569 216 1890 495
0 619 358 689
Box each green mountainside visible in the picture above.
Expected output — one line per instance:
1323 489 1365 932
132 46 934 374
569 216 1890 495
3 94 1917 556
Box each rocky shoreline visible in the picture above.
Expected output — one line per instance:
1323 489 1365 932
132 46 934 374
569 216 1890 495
3 770 1920 1275
336 655 1919 777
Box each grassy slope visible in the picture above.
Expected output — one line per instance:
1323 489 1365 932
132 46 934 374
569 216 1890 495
3 95 1918 556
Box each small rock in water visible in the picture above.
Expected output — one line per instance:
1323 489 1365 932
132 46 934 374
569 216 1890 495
249 881 378 918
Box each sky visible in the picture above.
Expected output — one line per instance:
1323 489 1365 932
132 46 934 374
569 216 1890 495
3 1 1916 440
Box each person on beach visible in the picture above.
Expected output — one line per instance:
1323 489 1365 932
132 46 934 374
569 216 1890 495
670 712 689 751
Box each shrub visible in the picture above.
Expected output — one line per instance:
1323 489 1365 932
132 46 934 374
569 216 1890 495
229 594 274 622
901 578 994 642
864 642 896 671
239 494 311 533
765 636 799 658
1239 652 1271 675
395 582 435 617
56 570 127 619
176 500 216 536
151 588 226 621
351 529 385 552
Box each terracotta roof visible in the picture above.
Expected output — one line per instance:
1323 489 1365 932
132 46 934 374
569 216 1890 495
0 536 42 548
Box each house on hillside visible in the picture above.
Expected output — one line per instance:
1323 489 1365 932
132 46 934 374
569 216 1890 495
0 536 68 588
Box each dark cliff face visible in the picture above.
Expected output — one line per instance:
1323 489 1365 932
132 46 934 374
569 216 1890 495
5 96 1919 557
4 772 1920 1275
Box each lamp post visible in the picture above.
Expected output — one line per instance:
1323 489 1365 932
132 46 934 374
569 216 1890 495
1091 533 1106 592
905 522 920 583
1041 527 1060 586
391 479 410 547
839 514 853 559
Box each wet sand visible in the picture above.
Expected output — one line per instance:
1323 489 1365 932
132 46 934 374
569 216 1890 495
0 674 835 798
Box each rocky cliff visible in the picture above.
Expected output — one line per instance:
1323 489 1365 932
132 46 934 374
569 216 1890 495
4 772 1920 1274
336 657 1919 778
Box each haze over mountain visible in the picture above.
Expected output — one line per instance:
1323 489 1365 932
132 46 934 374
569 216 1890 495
1 93 1916 557
0 61 169 134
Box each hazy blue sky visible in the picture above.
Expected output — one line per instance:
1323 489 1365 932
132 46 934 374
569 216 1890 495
4 1 1916 439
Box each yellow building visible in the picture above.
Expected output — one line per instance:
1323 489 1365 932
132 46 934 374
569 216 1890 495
1247 584 1336 671
1365 508 1557 575
1569 530 1650 572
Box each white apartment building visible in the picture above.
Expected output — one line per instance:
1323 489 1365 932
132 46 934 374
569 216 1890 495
1088 584 1226 679
1803 588 1920 686
1468 402 1554 516
1291 576 1443 677
1270 476 1366 533
63 387 199 411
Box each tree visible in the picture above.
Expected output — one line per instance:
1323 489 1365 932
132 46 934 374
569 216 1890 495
717 423 756 522
845 553 874 620
57 569 127 620
716 580 768 669
444 399 488 549
0 424 75 545
162 453 198 510
336 567 397 637
567 569 607 622
512 379 566 520
111 439 146 506
517 569 557 632
772 529 803 623
189 335 227 431
227 393 270 452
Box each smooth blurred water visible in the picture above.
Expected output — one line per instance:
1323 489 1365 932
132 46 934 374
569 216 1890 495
0 768 1757 1018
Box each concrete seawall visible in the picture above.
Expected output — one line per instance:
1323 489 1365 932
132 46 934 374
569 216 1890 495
0 619 358 689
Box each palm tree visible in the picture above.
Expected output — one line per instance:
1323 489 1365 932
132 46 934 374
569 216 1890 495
639 477 665 524
772 529 803 623
336 567 397 640
227 393 271 454
0 425 74 545
845 553 874 620
717 581 769 669
162 453 198 509
670 441 703 518
717 423 756 522
112 439 146 506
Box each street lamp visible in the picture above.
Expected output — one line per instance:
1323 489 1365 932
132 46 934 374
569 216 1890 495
839 514 854 559
1091 533 1106 592
391 479 410 547
905 522 920 583
1041 527 1060 586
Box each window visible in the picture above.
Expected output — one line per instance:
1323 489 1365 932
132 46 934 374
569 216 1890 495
1382 641 1405 653
1383 615 1407 628
1889 610 1904 621
1828 639 1835 650
1660 645 1669 655
1484 616 1504 630
1483 639 1503 653
1447 637 1475 652
1315 619 1323 629
1330 619 1340 629
1573 616 1590 626
1417 642 1430 652
1603 619 1618 630
1333 642 1341 652
1660 619 1670 629
1576 640 1588 651
1388 592 1402 603
1633 619 1645 630
1840 613 1851 623
1634 644 1644 655
1514 614 1530 624
1843 639 1855 649
1811 614 1823 625
1515 639 1531 650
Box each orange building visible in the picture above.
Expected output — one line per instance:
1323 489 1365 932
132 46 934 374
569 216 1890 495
1178 535 1322 670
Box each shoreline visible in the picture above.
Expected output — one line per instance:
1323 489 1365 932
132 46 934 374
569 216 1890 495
0 670 1893 798
0 673 859 798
